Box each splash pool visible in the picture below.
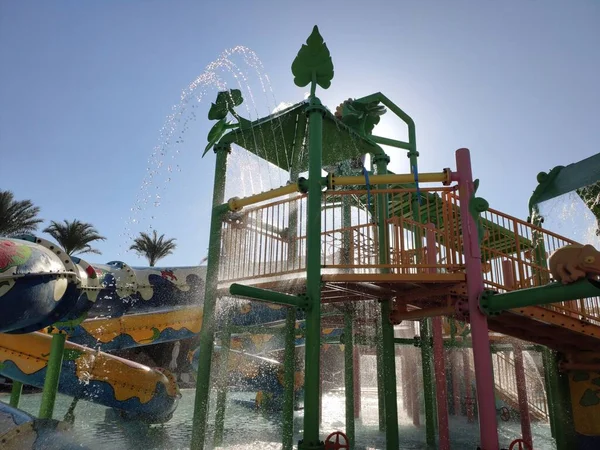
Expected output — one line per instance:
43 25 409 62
0 389 555 449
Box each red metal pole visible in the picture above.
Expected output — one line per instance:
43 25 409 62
456 148 499 449
514 345 533 449
353 346 361 418
428 224 450 450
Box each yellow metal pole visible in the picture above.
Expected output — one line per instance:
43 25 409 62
331 170 451 188
227 183 299 211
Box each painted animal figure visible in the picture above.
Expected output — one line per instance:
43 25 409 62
548 244 600 284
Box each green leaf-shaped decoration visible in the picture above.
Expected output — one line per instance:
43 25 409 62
579 388 600 407
292 25 334 95
336 99 386 135
203 118 230 156
208 89 244 120
573 371 591 382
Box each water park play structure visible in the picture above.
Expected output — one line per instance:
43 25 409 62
3 26 600 450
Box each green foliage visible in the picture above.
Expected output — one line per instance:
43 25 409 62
43 219 106 256
291 25 334 93
129 229 177 267
0 190 43 237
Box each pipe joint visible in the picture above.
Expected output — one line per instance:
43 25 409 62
297 177 309 193
372 153 390 165
479 290 501 316
213 143 231 154
305 98 326 117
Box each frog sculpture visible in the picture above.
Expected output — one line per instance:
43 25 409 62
548 244 600 284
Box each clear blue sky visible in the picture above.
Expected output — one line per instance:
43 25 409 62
1 1 599 267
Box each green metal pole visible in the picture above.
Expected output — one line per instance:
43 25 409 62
481 278 600 314
420 319 436 447
213 312 233 447
38 332 67 419
299 97 325 450
191 143 230 450
375 317 386 432
373 153 399 450
545 351 577 450
9 380 23 408
542 348 557 439
344 308 355 449
282 307 297 450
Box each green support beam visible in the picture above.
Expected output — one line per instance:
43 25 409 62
229 283 309 310
191 144 230 450
344 309 355 449
38 332 67 419
9 380 23 408
282 308 297 450
213 312 233 447
480 278 600 314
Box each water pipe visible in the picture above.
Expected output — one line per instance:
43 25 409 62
227 183 300 212
480 278 600 314
325 170 452 189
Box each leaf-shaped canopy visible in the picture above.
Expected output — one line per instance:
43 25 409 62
203 118 230 156
208 89 244 121
291 26 334 92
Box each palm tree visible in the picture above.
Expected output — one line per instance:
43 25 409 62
0 190 43 236
129 230 177 267
43 219 106 255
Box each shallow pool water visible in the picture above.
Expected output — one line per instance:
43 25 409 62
0 389 556 449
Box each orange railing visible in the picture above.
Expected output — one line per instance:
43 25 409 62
492 350 549 421
218 187 464 283
217 185 600 327
479 206 600 325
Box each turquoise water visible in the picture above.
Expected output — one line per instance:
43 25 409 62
1 389 556 449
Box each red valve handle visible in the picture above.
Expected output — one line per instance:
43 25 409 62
509 438 532 450
324 431 350 450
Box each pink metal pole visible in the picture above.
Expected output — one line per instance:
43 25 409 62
463 349 474 422
427 224 450 450
456 148 499 450
452 352 461 416
514 345 533 449
353 346 361 418
503 259 533 446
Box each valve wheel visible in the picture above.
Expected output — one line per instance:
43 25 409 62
509 438 532 450
500 406 511 422
324 431 349 450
